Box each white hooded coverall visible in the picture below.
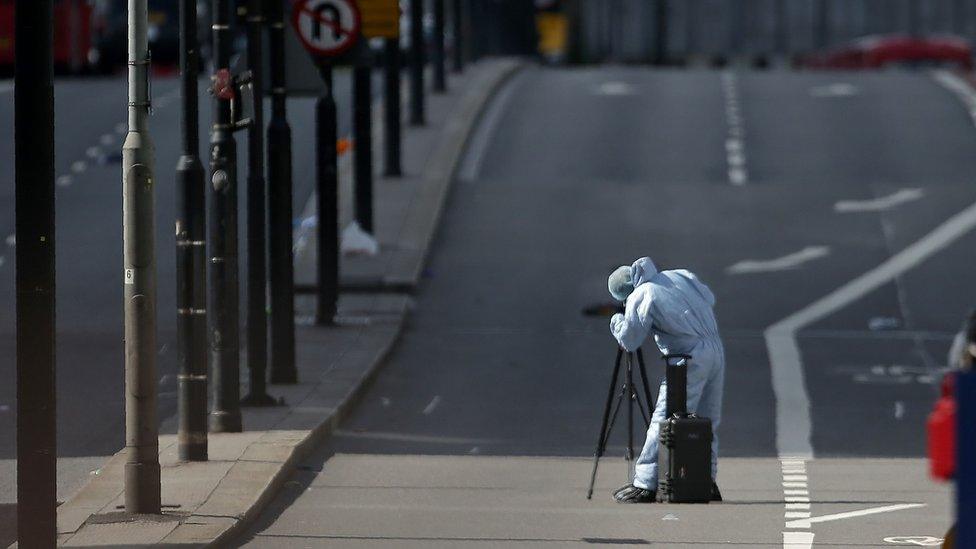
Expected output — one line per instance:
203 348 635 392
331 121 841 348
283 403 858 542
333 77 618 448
609 257 725 490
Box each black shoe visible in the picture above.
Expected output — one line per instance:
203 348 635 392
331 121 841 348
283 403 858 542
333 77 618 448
614 484 656 504
612 483 634 499
710 482 722 502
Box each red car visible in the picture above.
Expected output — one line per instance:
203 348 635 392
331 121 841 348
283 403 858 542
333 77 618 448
0 0 93 74
802 34 973 70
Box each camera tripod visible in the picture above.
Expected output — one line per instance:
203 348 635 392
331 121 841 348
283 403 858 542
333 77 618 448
586 347 655 499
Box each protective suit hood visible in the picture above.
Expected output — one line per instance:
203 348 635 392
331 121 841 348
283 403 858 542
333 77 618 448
631 257 658 287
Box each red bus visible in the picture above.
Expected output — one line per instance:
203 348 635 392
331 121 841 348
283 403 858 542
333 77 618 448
0 0 93 74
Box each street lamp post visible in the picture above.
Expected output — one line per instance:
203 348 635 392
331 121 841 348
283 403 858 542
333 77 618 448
241 0 277 406
15 0 57 542
316 64 339 326
123 0 162 514
176 0 208 462
208 0 243 433
267 0 297 385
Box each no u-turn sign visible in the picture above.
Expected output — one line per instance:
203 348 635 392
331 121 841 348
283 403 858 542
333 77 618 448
291 0 362 59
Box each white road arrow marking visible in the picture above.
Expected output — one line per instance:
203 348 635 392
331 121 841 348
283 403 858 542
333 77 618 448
727 247 830 275
785 503 925 529
834 188 925 213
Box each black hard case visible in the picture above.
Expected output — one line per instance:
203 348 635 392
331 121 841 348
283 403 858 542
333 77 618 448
656 355 713 504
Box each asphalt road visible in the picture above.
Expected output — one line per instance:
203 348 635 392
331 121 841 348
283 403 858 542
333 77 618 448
240 66 970 547
0 67 364 545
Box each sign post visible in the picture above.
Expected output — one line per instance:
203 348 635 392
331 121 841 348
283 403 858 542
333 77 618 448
291 0 361 325
359 0 402 178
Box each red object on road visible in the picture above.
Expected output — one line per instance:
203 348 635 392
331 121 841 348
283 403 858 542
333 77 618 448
928 373 957 481
802 34 973 70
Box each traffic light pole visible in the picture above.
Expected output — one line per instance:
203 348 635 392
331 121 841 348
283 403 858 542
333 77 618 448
317 64 339 326
208 0 243 433
241 0 277 406
267 0 297 384
409 0 426 125
123 0 162 514
15 0 57 543
176 0 208 462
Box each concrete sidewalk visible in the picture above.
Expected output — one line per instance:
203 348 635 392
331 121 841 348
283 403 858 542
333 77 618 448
39 57 525 548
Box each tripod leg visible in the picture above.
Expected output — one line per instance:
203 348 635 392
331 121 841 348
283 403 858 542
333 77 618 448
636 349 655 418
632 383 650 428
587 348 624 499
627 353 635 480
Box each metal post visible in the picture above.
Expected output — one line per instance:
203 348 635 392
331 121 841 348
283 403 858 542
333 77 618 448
241 0 277 407
317 64 339 326
383 38 402 177
176 0 208 462
654 0 668 65
208 0 243 433
409 0 426 125
123 0 161 514
774 0 788 56
266 0 297 385
451 0 463 72
954 0 968 35
814 0 829 50
432 0 446 92
354 65 374 233
958 369 976 548
908 0 920 37
15 0 57 542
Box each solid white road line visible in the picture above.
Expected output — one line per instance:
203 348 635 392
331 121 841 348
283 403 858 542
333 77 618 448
767 199 976 458
727 246 830 275
834 188 925 213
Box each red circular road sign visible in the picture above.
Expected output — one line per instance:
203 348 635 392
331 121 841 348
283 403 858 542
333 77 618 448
291 0 361 59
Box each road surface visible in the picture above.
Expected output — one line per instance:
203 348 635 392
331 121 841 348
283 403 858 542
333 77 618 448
238 66 970 547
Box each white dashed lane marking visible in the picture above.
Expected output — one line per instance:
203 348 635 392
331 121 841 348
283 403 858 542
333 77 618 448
721 71 748 186
70 160 88 174
5 234 15 247
56 175 73 187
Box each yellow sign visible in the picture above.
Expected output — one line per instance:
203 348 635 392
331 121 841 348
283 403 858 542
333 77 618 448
358 0 400 39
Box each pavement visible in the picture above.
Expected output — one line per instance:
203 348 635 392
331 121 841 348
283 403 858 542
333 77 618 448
0 57 525 547
233 66 970 548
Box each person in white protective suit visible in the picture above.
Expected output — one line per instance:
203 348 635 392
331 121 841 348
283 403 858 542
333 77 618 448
606 257 725 503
